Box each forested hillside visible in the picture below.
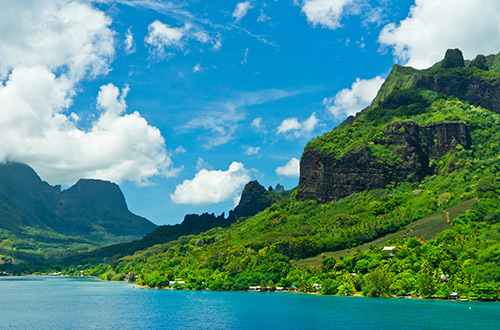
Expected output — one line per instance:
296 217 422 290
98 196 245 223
53 50 500 300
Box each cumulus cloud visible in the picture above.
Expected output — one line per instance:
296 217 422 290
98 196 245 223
276 158 300 178
378 0 500 69
277 113 319 137
124 28 136 55
0 0 114 81
299 0 355 29
0 0 176 185
233 1 253 22
171 162 251 205
324 76 384 118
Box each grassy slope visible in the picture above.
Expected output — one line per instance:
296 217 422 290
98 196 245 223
296 199 478 265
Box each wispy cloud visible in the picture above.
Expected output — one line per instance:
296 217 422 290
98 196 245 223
124 27 136 55
116 0 276 48
178 89 301 149
233 1 253 22
245 146 261 156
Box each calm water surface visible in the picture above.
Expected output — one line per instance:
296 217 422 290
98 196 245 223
1 276 499 329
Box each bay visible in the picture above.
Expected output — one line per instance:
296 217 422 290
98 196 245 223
1 276 499 330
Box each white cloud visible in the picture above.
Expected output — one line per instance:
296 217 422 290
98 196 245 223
0 0 114 81
257 9 271 23
324 76 384 118
196 157 212 171
278 118 302 132
171 162 251 205
175 146 186 154
180 89 296 148
251 117 264 129
145 20 187 58
124 28 136 55
300 0 355 29
245 146 261 156
378 0 500 69
233 2 253 22
0 1 176 186
193 63 202 73
241 48 249 65
276 158 300 178
277 113 319 137
145 19 218 60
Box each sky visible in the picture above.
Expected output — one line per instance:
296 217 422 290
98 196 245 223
1 0 500 226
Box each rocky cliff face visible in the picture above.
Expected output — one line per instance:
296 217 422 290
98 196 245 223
297 49 494 203
415 74 500 114
297 121 471 202
229 180 273 220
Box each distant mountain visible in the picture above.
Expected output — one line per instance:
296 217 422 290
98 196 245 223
0 162 156 262
62 180 290 266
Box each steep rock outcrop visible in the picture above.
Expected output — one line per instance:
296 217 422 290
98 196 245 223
229 180 273 220
374 49 500 115
297 121 471 202
470 55 489 71
442 48 465 69
415 74 500 114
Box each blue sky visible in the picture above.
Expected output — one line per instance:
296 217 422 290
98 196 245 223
1 0 500 225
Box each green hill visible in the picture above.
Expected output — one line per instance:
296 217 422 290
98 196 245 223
296 198 478 266
55 49 500 300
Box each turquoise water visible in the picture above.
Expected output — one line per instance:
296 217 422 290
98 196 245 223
1 277 499 329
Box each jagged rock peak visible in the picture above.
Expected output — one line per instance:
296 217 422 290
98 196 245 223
228 180 274 221
442 48 465 69
469 54 489 70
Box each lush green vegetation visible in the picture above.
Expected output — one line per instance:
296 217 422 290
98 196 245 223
12 52 500 301
65 95 500 297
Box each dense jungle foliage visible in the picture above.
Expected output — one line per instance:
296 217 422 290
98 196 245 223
60 90 500 300
12 51 500 301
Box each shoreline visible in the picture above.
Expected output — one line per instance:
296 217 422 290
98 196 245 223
4 274 497 303
125 279 493 303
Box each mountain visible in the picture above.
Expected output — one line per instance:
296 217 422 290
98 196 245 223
62 180 289 266
298 48 500 203
0 162 156 262
47 50 500 300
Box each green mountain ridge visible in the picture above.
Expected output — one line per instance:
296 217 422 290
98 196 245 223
0 162 157 263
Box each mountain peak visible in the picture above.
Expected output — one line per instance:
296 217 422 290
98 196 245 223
442 48 465 68
63 178 127 209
